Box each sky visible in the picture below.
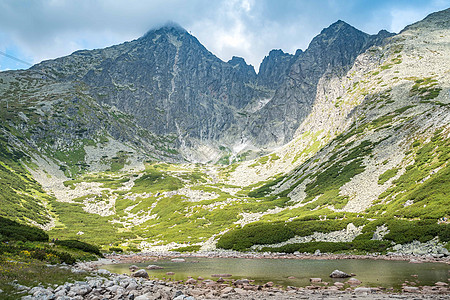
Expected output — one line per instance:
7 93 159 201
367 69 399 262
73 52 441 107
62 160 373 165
0 0 449 72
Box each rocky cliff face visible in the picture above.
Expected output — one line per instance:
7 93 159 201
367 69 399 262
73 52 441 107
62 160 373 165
257 49 294 90
20 21 393 163
246 21 394 147
32 25 266 149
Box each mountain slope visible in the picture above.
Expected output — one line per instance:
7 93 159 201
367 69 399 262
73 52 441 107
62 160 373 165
219 8 450 252
0 10 448 253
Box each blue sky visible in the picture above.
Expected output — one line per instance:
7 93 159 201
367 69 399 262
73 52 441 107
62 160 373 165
0 0 449 72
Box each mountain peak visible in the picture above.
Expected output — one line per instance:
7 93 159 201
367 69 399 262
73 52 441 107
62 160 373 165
228 56 256 78
322 19 357 34
143 21 187 37
228 56 248 66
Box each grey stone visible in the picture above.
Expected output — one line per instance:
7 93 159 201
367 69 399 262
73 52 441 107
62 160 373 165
131 269 149 279
71 284 92 296
97 269 112 275
403 286 420 292
174 290 184 298
354 287 371 293
185 278 197 285
147 265 164 270
329 269 351 278
129 265 139 271
126 282 139 291
16 284 29 291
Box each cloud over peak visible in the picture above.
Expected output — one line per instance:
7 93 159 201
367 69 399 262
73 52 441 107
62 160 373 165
0 0 448 71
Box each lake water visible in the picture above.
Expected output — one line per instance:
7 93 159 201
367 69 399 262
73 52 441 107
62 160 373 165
103 257 449 289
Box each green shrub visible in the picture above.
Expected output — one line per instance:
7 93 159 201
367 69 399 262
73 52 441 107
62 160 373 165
378 168 398 185
0 216 48 242
261 242 352 253
127 246 141 253
109 247 123 253
55 239 103 256
248 176 285 198
217 223 295 251
217 218 369 251
384 219 449 244
260 240 389 254
0 244 75 264
174 245 201 252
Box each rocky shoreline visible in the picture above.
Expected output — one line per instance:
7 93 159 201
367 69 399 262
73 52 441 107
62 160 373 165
21 261 449 300
104 249 450 265
19 251 449 299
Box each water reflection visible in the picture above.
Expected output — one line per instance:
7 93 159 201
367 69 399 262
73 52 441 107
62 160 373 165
103 258 449 289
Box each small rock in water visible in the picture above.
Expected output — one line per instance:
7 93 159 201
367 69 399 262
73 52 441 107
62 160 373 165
329 270 351 278
147 264 164 270
129 265 139 271
346 278 362 286
166 272 175 275
211 274 232 277
310 278 322 283
131 269 149 278
171 258 186 262
216 277 225 283
233 279 250 286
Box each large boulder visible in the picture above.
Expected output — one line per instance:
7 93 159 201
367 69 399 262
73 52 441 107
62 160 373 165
131 269 149 278
329 269 351 278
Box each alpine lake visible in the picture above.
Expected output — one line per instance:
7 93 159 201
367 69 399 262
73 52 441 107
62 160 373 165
102 257 450 290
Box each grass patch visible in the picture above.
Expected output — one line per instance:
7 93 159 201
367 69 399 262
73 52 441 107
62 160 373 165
0 259 91 300
410 77 441 100
173 245 201 252
378 168 398 185
131 168 183 193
